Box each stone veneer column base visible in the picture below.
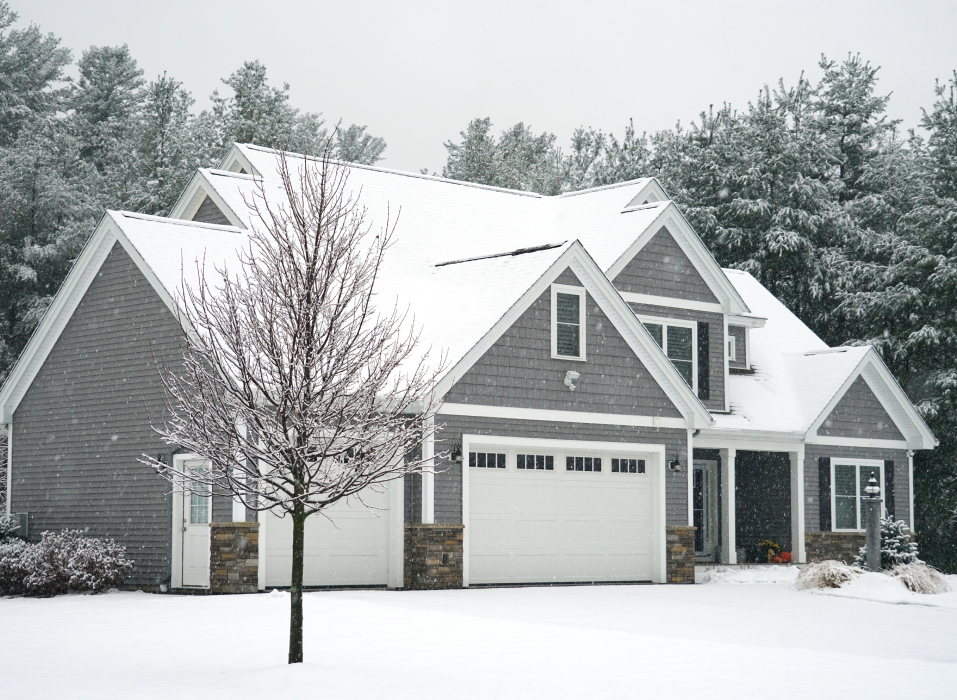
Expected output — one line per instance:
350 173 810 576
805 531 866 565
666 526 697 584
404 524 464 590
209 522 260 594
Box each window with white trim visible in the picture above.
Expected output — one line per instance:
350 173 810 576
832 459 884 531
727 336 736 362
517 454 554 470
551 284 586 360
639 317 696 390
469 452 506 468
566 455 602 472
611 458 645 474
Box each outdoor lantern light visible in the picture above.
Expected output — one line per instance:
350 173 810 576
668 454 682 471
865 472 881 498
451 441 463 463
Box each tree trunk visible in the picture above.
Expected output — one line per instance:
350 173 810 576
288 503 306 664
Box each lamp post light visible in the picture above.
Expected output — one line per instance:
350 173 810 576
864 472 882 572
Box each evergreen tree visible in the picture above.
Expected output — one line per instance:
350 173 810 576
441 117 499 186
854 517 922 569
335 123 386 165
0 2 71 145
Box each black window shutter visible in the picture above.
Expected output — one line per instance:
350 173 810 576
819 457 831 531
884 460 895 519
697 322 710 401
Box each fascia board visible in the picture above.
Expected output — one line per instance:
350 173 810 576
432 242 713 429
219 143 257 175
622 178 669 208
804 350 937 450
0 216 118 423
168 171 245 229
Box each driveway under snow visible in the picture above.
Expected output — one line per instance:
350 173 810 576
1 568 955 699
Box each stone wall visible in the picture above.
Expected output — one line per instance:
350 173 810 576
404 524 463 590
805 531 865 565
666 526 696 584
209 522 259 594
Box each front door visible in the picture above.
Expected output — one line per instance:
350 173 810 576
692 460 718 559
181 460 211 587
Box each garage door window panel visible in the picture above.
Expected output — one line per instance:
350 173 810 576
518 454 554 470
470 452 506 468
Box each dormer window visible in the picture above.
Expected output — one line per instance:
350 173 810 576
551 285 586 360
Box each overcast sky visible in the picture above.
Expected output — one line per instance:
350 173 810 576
21 0 957 173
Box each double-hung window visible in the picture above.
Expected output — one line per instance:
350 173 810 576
640 318 696 389
831 459 884 531
727 337 736 362
551 285 586 360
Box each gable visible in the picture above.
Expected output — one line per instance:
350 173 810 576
612 226 719 303
818 376 904 441
445 267 681 418
191 195 231 226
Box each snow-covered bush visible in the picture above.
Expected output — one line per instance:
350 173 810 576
889 563 951 594
793 560 863 589
0 514 20 543
853 517 921 570
0 538 28 595
0 530 133 597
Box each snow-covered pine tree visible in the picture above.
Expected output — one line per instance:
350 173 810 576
854 517 922 569
335 123 386 165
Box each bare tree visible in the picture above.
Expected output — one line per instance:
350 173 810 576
143 143 443 664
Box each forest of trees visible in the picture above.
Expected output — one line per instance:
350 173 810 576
1 2 955 570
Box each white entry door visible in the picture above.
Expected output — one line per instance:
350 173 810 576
181 460 211 588
468 441 660 585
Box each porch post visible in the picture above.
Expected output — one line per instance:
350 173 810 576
790 447 806 564
421 418 435 524
720 448 736 564
907 450 915 532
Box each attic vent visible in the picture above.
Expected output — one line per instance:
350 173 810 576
435 243 565 268
621 202 662 213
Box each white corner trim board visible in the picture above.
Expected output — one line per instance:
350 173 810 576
438 403 687 429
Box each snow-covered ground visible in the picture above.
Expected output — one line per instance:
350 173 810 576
2 572 955 699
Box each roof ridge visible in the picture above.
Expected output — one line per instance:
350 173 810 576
113 210 244 233
558 178 652 198
435 242 568 268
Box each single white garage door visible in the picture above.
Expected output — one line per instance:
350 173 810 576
468 441 658 585
261 482 399 588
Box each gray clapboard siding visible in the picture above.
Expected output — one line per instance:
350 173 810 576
728 325 747 369
612 226 719 303
11 243 186 586
628 303 725 412
818 376 904 441
803 444 910 530
447 267 681 418
433 415 689 526
191 195 231 226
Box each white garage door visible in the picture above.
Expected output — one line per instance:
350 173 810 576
261 482 398 588
468 442 658 585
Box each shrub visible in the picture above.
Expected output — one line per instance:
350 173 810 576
793 560 863 590
0 514 20 543
889 563 951 594
854 517 922 570
0 530 133 597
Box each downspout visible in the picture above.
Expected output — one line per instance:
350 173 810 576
4 419 11 517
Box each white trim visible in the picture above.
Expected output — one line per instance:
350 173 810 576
0 221 118 424
908 450 915 531
686 429 694 527
461 433 668 586
421 417 435 524
438 402 687 429
550 283 587 361
257 501 267 591
605 204 750 315
168 170 246 227
726 314 767 329
696 432 804 452
830 458 884 532
720 448 736 564
636 315 697 394
389 473 404 589
619 291 724 314
4 419 11 516
790 447 806 563
727 336 736 364
622 178 670 208
806 435 910 450
431 243 713 429
723 315 731 411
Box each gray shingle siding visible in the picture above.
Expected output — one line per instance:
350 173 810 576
612 226 719 303
628 303 725 412
433 415 689 526
818 376 905 441
191 195 230 226
447 267 681 418
11 243 186 586
728 325 746 369
803 444 910 531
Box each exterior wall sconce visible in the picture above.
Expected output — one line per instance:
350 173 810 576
564 370 580 391
451 441 463 463
668 454 682 471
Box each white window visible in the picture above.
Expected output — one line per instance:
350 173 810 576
638 317 696 390
727 336 736 362
551 284 586 361
831 459 884 531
